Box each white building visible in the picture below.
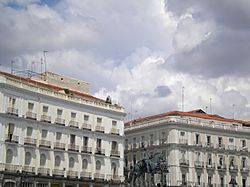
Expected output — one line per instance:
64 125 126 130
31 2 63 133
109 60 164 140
0 71 126 187
124 109 250 187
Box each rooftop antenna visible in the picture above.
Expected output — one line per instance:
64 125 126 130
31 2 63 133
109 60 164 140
182 86 185 112
205 106 208 113
232 104 235 119
210 98 212 114
43 50 48 80
11 60 15 74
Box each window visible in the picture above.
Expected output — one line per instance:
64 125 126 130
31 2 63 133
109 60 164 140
242 157 246 168
43 106 48 113
9 97 16 107
41 130 47 138
242 178 246 187
26 127 33 137
180 131 185 136
55 156 61 167
229 138 234 144
125 156 128 167
220 177 224 186
133 137 136 148
111 141 117 150
195 134 200 144
133 154 136 165
82 159 88 170
96 160 101 171
25 152 32 165
111 163 117 176
70 134 75 144
83 137 88 146
181 150 186 160
197 175 201 185
208 154 212 165
40 154 46 166
219 156 223 166
84 115 89 122
71 112 76 119
241 140 246 148
218 137 223 147
208 176 212 185
150 134 154 145
97 117 102 125
57 109 63 116
141 136 145 147
6 149 13 163
97 139 102 148
196 152 200 161
8 123 14 135
112 120 117 127
28 103 34 111
69 157 75 168
182 174 186 185
207 136 211 145
230 157 235 167
56 132 61 141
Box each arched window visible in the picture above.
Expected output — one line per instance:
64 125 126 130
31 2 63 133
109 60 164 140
69 157 75 168
25 152 31 165
6 149 13 163
55 155 61 167
40 154 46 166
111 163 117 176
96 160 101 171
82 159 88 170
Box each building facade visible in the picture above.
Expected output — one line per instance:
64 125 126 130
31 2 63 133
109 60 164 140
0 71 126 187
124 109 250 187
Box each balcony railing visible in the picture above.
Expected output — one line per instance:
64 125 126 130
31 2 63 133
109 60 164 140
81 146 92 153
193 141 202 147
22 165 35 173
159 138 167 145
24 137 37 146
215 144 225 150
39 139 51 148
179 138 188 145
40 115 51 123
54 142 66 150
240 166 250 172
53 168 64 176
80 171 92 179
7 107 18 116
26 111 37 120
204 143 214 149
111 175 122 182
229 165 238 172
68 144 79 152
82 123 91 131
94 173 105 180
179 159 189 167
55 117 65 126
95 125 105 133
239 147 248 152
3 163 21 172
228 145 237 151
95 148 105 155
110 128 119 135
217 164 227 171
110 150 120 157
194 161 204 168
37 167 50 175
5 134 18 143
69 120 79 128
206 163 215 170
67 170 78 178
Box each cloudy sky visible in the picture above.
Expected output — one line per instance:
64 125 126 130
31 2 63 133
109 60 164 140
1 0 250 121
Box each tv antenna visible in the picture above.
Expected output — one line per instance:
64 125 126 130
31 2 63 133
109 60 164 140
210 98 212 114
182 86 185 111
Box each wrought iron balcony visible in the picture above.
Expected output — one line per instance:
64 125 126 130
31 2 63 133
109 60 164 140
204 143 214 149
54 142 66 150
7 107 18 116
5 134 18 143
94 173 105 180
179 138 188 145
55 117 65 126
53 168 64 176
229 165 238 172
80 171 92 179
179 159 189 167
26 111 37 120
22 165 35 173
95 147 105 155
24 137 37 146
82 123 91 131
69 120 79 128
40 115 51 123
81 146 92 153
37 167 50 175
39 139 51 148
95 125 105 133
110 128 119 135
110 150 120 157
228 145 237 151
215 144 225 150
194 161 204 169
68 144 79 152
217 164 227 171
67 170 78 178
206 163 215 170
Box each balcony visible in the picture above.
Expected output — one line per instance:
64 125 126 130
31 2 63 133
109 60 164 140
204 143 214 149
179 159 189 167
94 173 105 180
67 170 78 178
95 125 105 133
194 161 204 169
55 117 65 126
39 139 51 148
24 137 37 146
22 165 35 173
81 146 92 153
40 115 51 123
111 175 122 183
69 120 79 128
240 166 250 173
3 163 21 172
68 144 79 152
159 138 167 145
110 150 120 157
95 148 105 155
26 111 37 120
215 144 225 150
217 164 227 172
80 171 92 179
206 163 216 170
110 128 119 135
82 123 91 131
37 167 50 175
7 107 18 116
228 145 237 151
229 165 238 172
179 138 188 145
54 142 66 150
53 168 65 177
5 134 18 143
239 147 248 152
193 141 202 148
